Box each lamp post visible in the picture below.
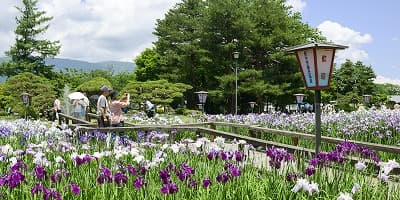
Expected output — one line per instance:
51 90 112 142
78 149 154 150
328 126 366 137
195 91 208 113
294 93 305 113
249 101 256 113
233 51 239 115
21 92 30 120
286 42 348 154
363 94 372 107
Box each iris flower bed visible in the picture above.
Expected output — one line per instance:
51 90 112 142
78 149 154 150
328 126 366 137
208 109 400 147
0 119 399 199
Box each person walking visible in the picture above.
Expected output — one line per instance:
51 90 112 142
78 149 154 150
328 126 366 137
97 86 111 127
109 91 130 127
52 95 61 122
73 99 84 119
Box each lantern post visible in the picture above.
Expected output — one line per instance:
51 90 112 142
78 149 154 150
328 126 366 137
286 42 348 154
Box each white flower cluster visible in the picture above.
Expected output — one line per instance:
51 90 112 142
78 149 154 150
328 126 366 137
291 178 319 195
377 159 400 182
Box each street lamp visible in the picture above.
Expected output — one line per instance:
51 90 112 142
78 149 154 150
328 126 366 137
21 92 31 120
286 42 348 154
249 101 256 113
233 51 239 115
195 91 208 113
363 94 372 107
294 93 305 113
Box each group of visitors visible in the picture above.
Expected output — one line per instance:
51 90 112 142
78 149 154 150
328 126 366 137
52 85 154 127
96 85 131 127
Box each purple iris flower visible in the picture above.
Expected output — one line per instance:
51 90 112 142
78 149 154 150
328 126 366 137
113 172 128 185
188 179 198 189
43 188 62 200
160 182 179 195
50 171 62 183
202 178 211 188
216 172 229 183
126 164 138 176
140 166 148 175
286 173 297 182
34 165 46 180
230 166 241 177
133 177 146 189
235 151 245 162
70 183 80 195
31 183 44 195
159 169 170 184
305 166 316 176
10 160 27 172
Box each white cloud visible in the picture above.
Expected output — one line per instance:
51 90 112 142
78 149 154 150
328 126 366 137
392 37 399 41
317 20 372 63
374 75 400 86
285 0 306 13
0 0 181 62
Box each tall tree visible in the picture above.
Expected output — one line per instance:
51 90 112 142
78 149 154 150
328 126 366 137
1 0 60 79
150 0 322 113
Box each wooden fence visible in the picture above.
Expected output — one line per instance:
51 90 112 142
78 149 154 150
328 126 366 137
56 112 400 176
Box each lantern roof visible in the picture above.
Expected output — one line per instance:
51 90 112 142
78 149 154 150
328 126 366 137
286 42 348 53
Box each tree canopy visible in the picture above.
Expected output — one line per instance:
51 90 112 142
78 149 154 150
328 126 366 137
2 72 55 118
143 0 322 113
0 0 60 79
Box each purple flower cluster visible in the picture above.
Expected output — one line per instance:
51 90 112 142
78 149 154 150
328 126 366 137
96 164 147 189
34 165 47 180
0 169 26 190
216 163 242 184
207 150 246 162
113 171 128 185
133 177 146 189
266 146 294 169
69 183 81 195
305 141 381 176
160 182 179 194
75 154 92 166
158 162 215 195
31 183 62 200
97 166 112 184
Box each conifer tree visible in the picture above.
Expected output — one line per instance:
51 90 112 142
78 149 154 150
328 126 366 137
1 0 60 79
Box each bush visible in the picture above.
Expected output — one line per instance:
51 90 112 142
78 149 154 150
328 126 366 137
182 109 202 116
2 72 55 119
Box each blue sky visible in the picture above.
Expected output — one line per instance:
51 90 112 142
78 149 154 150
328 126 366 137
0 0 399 84
294 0 400 84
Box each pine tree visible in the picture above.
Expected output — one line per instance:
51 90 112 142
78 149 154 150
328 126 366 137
1 0 60 79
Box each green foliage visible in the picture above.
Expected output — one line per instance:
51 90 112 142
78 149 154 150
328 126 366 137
76 77 112 96
2 72 55 118
134 48 160 81
335 60 376 96
0 0 60 79
122 80 192 107
151 0 321 113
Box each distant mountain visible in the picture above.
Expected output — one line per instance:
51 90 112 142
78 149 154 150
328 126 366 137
0 57 135 82
45 58 135 73
0 57 135 74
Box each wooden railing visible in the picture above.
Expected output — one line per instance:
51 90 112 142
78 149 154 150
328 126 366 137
59 113 400 176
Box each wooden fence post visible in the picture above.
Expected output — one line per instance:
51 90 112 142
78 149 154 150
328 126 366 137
209 123 216 141
291 137 299 146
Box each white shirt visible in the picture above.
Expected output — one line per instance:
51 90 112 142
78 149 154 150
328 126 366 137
97 95 110 116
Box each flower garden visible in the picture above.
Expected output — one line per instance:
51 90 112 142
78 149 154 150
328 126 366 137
0 109 400 199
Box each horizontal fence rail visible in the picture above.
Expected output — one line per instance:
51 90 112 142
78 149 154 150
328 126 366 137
58 113 400 176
